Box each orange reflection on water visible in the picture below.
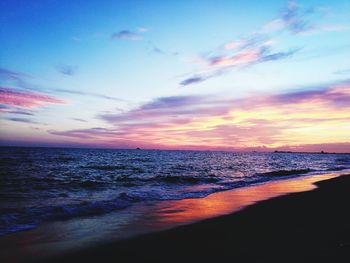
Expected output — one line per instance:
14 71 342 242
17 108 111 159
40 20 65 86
154 173 339 225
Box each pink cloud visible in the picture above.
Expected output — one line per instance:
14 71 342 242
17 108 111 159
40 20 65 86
0 86 65 109
224 40 245 50
210 49 260 67
49 80 350 152
180 1 348 86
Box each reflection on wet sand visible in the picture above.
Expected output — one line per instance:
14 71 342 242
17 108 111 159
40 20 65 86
150 173 339 226
0 173 342 263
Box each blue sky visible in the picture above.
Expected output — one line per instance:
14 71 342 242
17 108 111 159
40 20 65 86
1 0 350 151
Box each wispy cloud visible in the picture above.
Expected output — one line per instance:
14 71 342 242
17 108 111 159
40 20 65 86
6 110 34 116
0 86 65 109
263 1 350 35
0 67 31 82
0 67 124 102
6 117 43 125
56 65 78 76
137 27 149 33
181 46 299 86
72 118 87 122
49 127 126 139
334 68 350 75
111 30 143 41
7 117 34 123
147 41 179 56
53 88 125 102
180 1 348 86
180 76 207 86
50 80 350 151
279 0 312 34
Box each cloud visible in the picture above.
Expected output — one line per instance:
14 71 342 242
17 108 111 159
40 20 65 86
180 47 299 86
56 65 78 76
209 49 261 67
334 68 350 75
263 1 350 35
53 88 125 102
137 27 149 33
0 68 31 82
274 142 350 153
180 1 347 86
6 110 34 116
49 80 350 151
280 0 312 34
7 117 33 123
263 1 320 34
49 127 126 139
260 48 300 62
111 30 143 41
72 118 87 122
0 67 124 102
149 43 179 56
180 76 206 86
6 117 43 124
0 86 65 109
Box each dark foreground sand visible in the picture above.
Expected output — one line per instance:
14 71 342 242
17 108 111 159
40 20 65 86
44 174 350 263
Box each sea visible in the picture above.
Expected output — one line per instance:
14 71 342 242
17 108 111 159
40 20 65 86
1 146 350 237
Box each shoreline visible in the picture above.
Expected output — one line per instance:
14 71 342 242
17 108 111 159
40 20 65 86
1 172 349 262
1 172 343 262
45 172 350 263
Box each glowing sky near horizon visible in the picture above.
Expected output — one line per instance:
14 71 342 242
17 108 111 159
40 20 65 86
0 0 350 151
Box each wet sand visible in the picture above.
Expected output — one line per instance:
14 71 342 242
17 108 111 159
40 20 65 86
41 173 350 263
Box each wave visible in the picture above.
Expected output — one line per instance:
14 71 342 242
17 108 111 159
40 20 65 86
259 169 313 177
0 184 225 236
335 157 350 165
84 165 129 170
326 166 350 171
0 196 132 236
83 165 145 173
2 147 350 238
117 175 220 184
2 165 350 237
157 175 219 184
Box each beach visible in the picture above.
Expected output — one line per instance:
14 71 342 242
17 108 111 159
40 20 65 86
2 1 350 262
21 172 348 263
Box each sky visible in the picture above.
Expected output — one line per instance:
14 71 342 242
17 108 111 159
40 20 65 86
0 0 350 152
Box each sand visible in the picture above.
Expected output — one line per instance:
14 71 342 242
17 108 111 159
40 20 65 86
42 174 350 263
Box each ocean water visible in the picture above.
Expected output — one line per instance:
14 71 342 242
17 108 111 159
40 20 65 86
1 147 350 237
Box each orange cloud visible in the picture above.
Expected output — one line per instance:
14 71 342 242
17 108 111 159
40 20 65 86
50 81 350 152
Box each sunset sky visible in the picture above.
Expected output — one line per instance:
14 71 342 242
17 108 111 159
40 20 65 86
1 0 350 152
